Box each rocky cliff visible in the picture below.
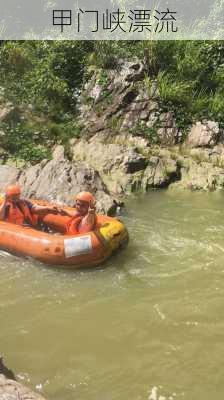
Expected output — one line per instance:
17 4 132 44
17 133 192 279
1 59 224 212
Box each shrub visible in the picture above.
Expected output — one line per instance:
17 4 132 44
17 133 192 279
157 71 194 106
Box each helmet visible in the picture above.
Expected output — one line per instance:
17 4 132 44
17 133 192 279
5 185 21 197
75 191 95 204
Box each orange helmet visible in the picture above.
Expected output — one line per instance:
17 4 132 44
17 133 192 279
75 191 95 204
5 185 21 197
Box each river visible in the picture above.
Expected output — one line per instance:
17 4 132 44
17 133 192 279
1 190 224 400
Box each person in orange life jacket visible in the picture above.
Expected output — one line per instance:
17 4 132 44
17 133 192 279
59 191 96 235
0 185 58 227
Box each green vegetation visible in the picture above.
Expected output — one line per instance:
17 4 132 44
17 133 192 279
0 40 224 163
130 121 159 144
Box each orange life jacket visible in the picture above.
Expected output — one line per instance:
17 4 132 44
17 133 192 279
66 215 83 235
5 200 37 226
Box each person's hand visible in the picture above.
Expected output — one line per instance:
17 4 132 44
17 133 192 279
42 206 58 215
52 207 69 216
3 193 9 202
88 200 96 214
50 206 60 214
57 208 68 216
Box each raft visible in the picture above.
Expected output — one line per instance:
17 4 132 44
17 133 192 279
0 200 128 268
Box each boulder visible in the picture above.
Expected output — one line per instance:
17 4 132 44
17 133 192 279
71 137 149 194
71 137 126 174
169 157 224 191
186 120 221 147
0 146 119 215
0 357 47 400
142 156 180 190
18 146 115 214
121 149 148 173
0 165 20 192
0 374 46 400
70 136 184 193
0 357 15 380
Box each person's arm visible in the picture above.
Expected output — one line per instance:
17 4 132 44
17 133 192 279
0 197 8 220
31 203 77 217
31 204 59 216
55 208 77 217
78 201 96 234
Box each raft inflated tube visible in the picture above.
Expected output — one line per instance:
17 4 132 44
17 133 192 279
0 200 128 268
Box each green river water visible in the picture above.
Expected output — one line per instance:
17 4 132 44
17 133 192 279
1 190 224 400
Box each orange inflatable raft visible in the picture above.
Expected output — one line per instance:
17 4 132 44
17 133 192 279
0 200 128 268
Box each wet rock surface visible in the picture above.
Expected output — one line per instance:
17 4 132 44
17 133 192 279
0 357 47 400
0 357 16 381
0 374 46 400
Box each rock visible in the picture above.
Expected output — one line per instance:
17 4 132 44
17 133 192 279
71 137 125 173
146 112 159 129
121 96 160 133
210 145 224 167
0 357 47 400
169 157 224 191
78 60 146 135
78 59 182 148
122 149 148 173
156 112 179 145
78 58 182 149
89 83 102 103
78 59 160 139
0 357 16 380
157 127 179 145
52 145 65 160
0 165 20 192
96 194 118 216
113 133 149 148
113 59 145 85
71 136 149 194
186 120 221 147
70 136 185 193
140 110 149 120
18 147 114 214
142 156 180 190
0 374 46 400
0 146 120 215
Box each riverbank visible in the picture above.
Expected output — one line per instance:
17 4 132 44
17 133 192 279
1 57 224 212
1 136 224 214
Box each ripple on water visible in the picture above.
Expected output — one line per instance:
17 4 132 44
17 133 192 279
1 191 224 400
